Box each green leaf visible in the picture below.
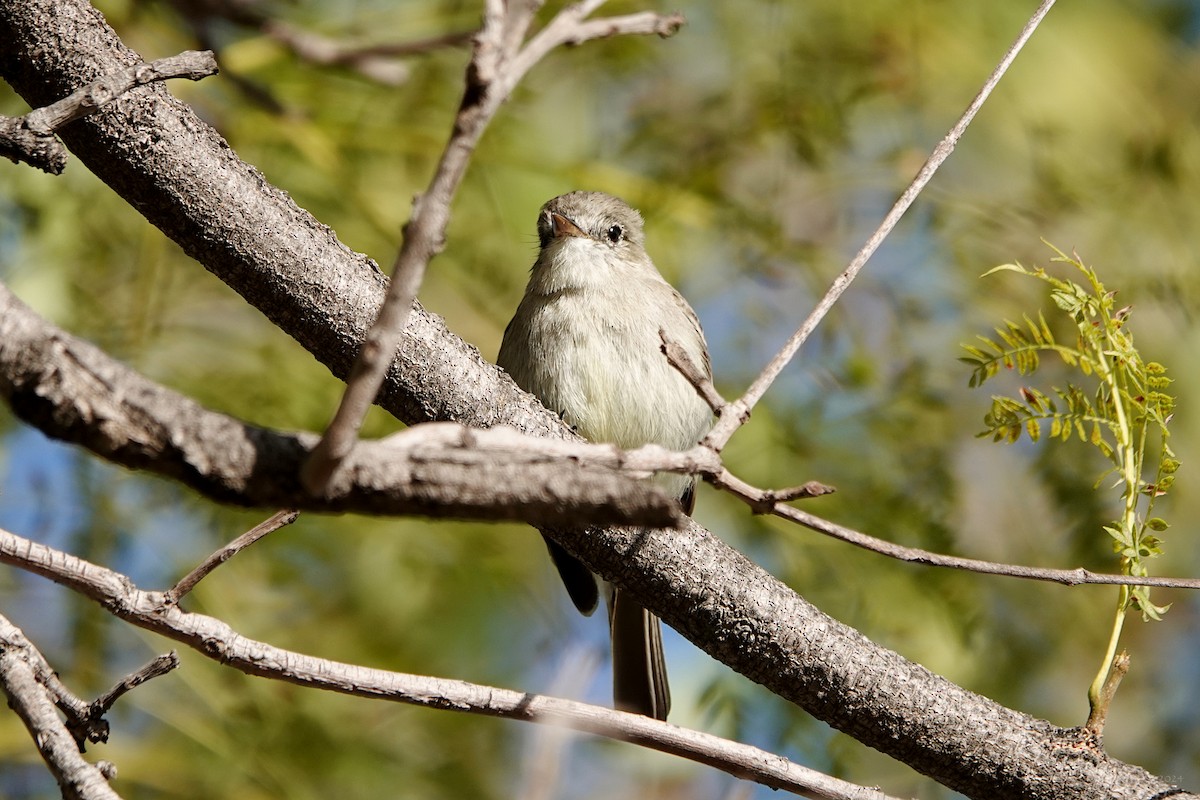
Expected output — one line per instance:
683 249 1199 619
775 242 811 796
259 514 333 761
1102 524 1128 545
1129 587 1171 622
981 263 1029 278
967 245 1182 639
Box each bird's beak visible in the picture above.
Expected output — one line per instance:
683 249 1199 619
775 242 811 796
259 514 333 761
550 212 587 239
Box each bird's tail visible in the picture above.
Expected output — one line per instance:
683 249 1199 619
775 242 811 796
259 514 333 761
610 588 670 720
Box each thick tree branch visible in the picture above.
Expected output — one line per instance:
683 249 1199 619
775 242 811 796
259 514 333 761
0 527 898 800
0 282 686 528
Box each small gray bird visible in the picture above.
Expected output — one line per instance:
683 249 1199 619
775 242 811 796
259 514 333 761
498 191 713 720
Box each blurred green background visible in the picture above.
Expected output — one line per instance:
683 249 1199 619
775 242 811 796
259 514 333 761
4 0 1200 797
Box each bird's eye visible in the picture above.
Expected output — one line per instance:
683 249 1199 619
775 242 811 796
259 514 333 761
606 224 624 243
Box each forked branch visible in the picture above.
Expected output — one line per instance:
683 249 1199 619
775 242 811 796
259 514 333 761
303 2 684 492
0 526 897 800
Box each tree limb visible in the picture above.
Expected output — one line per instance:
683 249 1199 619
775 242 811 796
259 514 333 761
0 527 900 800
0 282 685 529
0 615 123 800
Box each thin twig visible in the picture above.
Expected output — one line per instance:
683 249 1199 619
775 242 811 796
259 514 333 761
0 50 218 174
660 329 728 413
714 468 1200 590
302 1 684 495
67 653 180 749
261 21 474 84
760 482 837 504
702 0 1058 453
164 510 299 603
90 652 181 719
0 526 899 800
511 8 683 78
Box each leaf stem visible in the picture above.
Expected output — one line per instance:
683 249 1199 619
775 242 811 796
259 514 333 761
1086 587 1128 732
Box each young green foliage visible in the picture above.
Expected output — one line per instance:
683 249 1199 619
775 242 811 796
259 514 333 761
961 244 1179 728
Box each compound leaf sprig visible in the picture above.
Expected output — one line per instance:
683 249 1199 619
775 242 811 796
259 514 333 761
961 243 1179 733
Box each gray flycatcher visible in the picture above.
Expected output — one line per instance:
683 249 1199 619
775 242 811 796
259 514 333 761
497 190 713 720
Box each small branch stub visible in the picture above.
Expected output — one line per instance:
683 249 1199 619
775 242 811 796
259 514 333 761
660 328 726 413
164 510 299 604
1085 650 1130 736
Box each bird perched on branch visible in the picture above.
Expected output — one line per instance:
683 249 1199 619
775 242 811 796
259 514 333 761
498 190 713 720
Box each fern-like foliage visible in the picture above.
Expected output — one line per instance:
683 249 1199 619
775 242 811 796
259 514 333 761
962 243 1180 728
